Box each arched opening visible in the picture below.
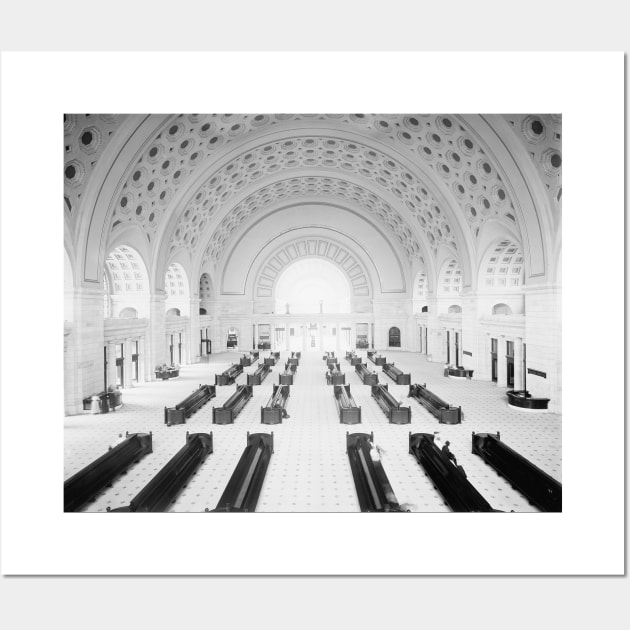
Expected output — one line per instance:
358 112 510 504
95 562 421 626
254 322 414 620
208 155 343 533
448 304 462 314
479 239 525 315
227 326 239 349
119 307 138 318
421 305 428 313
492 303 512 315
275 258 351 314
103 245 150 318
166 307 181 317
199 307 207 315
388 326 401 348
165 262 190 316
438 258 462 297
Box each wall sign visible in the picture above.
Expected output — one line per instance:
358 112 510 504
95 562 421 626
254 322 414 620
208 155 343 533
463 350 472 357
527 368 547 379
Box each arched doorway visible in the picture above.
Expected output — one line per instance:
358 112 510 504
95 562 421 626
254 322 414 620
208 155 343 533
274 258 351 352
388 327 401 348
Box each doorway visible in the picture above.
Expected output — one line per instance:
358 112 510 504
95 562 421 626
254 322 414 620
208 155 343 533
446 330 450 364
506 340 514 388
491 338 498 382
116 343 124 387
388 326 401 348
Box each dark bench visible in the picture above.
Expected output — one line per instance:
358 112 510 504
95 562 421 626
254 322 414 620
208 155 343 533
108 432 213 512
472 432 561 511
284 360 297 373
261 384 291 424
367 351 386 366
445 365 474 379
64 431 153 512
215 363 243 386
257 341 271 350
345 352 363 366
333 384 362 425
278 366 294 386
382 362 411 385
247 361 271 386
164 383 216 426
346 432 403 512
325 365 345 385
155 367 180 380
326 358 339 370
507 390 550 410
371 384 411 424
212 384 253 424
263 352 280 366
287 356 299 367
240 351 260 367
408 383 462 425
209 432 274 512
355 362 379 386
409 433 496 512
323 351 335 361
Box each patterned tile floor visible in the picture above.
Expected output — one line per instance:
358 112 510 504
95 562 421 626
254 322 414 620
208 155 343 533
64 349 561 513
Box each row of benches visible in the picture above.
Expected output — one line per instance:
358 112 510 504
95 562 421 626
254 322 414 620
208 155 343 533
65 428 561 513
65 431 274 513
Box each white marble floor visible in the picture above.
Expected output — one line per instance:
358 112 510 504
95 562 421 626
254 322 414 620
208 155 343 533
64 349 561 512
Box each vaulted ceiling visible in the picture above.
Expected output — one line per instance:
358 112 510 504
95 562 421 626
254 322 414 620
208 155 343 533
64 113 561 296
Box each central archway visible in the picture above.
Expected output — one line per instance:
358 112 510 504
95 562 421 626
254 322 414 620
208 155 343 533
275 258 351 314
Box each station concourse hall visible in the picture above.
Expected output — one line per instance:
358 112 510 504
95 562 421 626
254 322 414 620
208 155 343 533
64 113 562 513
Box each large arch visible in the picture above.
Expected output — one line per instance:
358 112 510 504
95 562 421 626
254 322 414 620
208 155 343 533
274 258 352 314
221 204 407 297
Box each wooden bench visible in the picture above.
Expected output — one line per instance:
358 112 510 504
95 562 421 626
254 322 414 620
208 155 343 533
323 351 336 361
333 384 362 425
325 365 345 385
445 365 474 379
261 384 291 424
371 384 411 424
408 383 462 425
345 352 363 366
164 384 216 426
278 366 294 386
155 367 180 380
263 352 280 366
239 351 259 367
284 360 297 373
409 433 496 512
64 431 153 512
209 432 274 512
382 362 411 385
212 384 253 424
108 432 213 512
367 351 386 366
346 432 403 512
355 362 379 386
472 432 561 511
507 390 550 410
247 361 271 386
215 363 243 386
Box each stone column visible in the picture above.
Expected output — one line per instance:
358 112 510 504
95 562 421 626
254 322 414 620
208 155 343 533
123 338 133 388
138 337 146 382
145 291 167 380
285 322 290 351
107 341 117 390
497 336 508 387
65 287 106 414
189 298 200 363
513 337 524 390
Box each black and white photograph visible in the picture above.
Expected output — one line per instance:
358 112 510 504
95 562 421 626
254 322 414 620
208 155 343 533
1 48 624 600
62 113 563 515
